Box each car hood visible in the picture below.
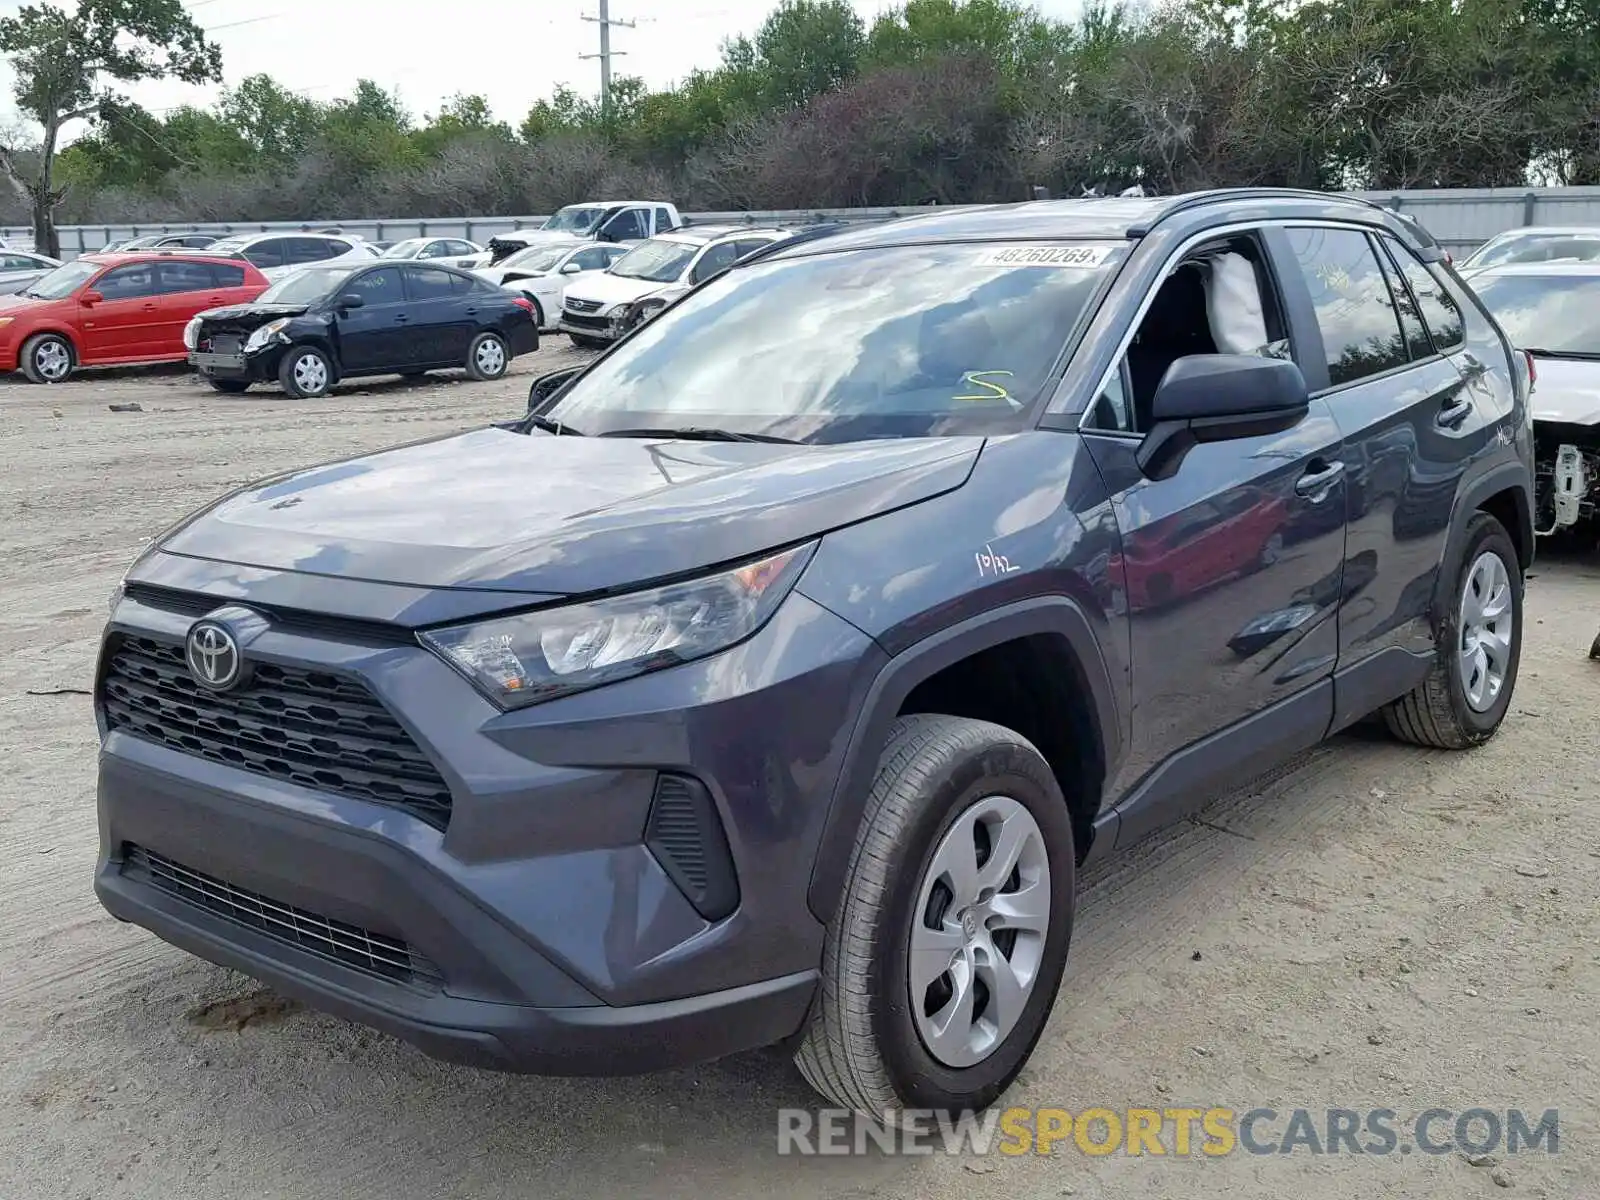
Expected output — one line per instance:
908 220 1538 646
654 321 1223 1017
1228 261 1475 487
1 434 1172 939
1530 357 1600 425
156 426 982 596
0 291 63 313
563 272 665 310
197 303 313 335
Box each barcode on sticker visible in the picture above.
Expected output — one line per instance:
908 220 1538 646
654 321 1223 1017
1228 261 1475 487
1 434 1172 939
974 244 1114 268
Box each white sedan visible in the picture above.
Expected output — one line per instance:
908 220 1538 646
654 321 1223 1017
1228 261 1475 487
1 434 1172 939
474 240 630 331
379 237 485 270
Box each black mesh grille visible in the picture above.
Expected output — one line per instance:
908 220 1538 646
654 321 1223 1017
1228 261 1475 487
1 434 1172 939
101 635 453 829
644 774 738 921
123 845 441 987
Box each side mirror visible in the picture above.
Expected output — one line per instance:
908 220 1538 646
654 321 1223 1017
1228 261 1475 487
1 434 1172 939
336 292 364 310
80 289 103 305
1136 354 1309 481
560 261 581 274
527 366 581 412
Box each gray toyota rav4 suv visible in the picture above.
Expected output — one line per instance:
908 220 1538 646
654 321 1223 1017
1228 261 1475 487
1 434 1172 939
95 189 1534 1118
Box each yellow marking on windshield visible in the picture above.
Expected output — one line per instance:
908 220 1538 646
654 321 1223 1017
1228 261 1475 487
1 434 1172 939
954 370 1017 405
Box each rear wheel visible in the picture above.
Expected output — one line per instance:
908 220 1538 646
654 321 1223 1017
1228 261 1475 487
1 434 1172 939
1384 512 1521 748
20 333 74 384
794 714 1075 1118
277 345 332 399
466 331 509 381
206 379 249 394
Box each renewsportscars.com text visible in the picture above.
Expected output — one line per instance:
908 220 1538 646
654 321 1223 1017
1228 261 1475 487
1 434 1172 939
777 1106 1561 1157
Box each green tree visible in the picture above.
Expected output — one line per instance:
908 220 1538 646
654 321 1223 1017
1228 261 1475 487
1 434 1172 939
415 93 513 157
723 0 865 109
0 0 220 253
219 74 324 167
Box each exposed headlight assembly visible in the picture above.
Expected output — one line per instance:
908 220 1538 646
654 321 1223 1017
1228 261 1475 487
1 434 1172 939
244 318 292 353
421 543 815 709
182 315 202 350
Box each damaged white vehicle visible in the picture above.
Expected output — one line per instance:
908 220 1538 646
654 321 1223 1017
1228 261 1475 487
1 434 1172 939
1471 262 1600 536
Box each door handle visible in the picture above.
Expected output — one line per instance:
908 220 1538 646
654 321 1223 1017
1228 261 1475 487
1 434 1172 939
393 313 408 324
1436 394 1471 429
205 296 223 305
464 307 477 316
141 303 157 311
1295 460 1345 498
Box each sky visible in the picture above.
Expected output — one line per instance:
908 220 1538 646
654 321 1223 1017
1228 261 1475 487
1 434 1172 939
0 0 1086 140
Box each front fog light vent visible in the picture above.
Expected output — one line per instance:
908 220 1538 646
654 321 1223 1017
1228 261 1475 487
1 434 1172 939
645 773 739 922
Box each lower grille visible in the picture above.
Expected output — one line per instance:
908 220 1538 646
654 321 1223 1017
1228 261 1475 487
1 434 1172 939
203 334 241 354
123 845 442 987
561 312 612 332
101 635 453 829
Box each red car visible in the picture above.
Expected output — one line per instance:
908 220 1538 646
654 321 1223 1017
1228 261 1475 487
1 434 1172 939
0 252 269 383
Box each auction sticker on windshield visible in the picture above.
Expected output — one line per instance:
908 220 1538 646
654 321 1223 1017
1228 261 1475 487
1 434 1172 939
974 244 1116 268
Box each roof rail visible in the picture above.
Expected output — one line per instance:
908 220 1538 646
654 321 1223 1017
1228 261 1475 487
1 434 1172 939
1130 187 1392 236
734 221 851 268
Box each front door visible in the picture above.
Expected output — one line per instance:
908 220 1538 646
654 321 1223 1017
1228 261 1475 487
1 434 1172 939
333 266 411 372
1082 233 1349 847
78 263 163 361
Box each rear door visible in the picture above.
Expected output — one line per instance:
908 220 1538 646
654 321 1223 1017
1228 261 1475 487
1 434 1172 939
150 261 219 348
79 263 164 360
289 237 346 267
241 237 291 273
400 265 474 363
334 266 412 372
1270 225 1477 712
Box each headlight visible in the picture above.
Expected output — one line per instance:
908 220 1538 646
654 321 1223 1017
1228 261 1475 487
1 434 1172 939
244 318 290 352
182 315 201 350
420 543 815 709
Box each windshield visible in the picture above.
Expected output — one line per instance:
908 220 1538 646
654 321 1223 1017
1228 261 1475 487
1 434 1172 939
544 241 1126 442
1466 233 1600 269
381 238 428 259
504 245 571 272
24 260 100 299
256 266 356 305
609 238 698 283
542 206 605 234
1472 273 1600 355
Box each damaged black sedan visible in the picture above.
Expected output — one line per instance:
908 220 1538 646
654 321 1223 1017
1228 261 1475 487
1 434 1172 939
185 260 539 397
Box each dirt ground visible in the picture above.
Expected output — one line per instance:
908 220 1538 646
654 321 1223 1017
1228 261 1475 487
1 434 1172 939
0 350 1596 1200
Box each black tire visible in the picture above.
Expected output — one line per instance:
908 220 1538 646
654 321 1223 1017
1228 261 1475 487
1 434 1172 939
277 345 332 399
569 333 607 350
1383 512 1522 749
794 714 1076 1118
207 379 249 394
465 331 510 381
19 332 75 384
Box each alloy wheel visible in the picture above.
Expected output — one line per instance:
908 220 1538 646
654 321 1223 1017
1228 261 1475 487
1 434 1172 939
1459 549 1513 712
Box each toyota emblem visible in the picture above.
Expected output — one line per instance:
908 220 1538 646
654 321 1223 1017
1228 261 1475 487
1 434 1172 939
185 620 243 691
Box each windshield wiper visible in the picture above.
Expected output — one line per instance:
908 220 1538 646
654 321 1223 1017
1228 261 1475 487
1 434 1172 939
525 414 583 436
1522 347 1600 361
597 426 798 444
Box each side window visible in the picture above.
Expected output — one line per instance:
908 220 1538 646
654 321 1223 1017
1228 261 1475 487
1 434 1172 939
1283 227 1410 387
733 238 775 260
244 239 287 269
1 253 33 270
655 206 674 233
605 209 648 241
290 237 341 264
445 240 476 256
1390 243 1465 351
1087 361 1136 434
571 247 610 271
156 261 216 294
1371 237 1432 360
95 264 159 300
417 240 449 259
350 266 406 304
690 241 739 283
208 262 246 288
402 265 458 301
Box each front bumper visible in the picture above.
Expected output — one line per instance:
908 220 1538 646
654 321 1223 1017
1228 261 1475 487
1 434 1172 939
189 348 278 383
94 565 880 1072
557 310 621 342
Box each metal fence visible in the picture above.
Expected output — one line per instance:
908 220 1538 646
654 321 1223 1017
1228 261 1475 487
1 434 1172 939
15 185 1600 258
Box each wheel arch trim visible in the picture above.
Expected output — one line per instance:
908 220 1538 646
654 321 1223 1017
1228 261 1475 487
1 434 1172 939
805 594 1122 924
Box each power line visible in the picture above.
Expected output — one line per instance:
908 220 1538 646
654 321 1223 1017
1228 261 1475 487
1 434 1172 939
578 0 635 119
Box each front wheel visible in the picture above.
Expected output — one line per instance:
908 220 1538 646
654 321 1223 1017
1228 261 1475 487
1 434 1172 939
277 345 332 399
20 333 75 384
1384 512 1522 748
794 714 1075 1118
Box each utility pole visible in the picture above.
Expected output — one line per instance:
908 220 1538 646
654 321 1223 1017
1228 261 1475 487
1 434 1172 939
580 0 636 122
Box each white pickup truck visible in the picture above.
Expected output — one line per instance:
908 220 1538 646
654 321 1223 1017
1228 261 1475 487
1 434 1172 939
475 201 682 266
